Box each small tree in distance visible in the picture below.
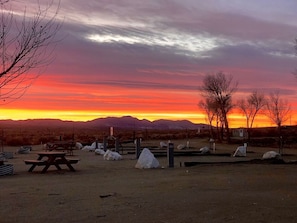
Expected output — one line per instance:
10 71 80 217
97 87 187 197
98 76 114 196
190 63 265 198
0 0 61 103
237 90 266 142
199 98 217 139
265 91 291 154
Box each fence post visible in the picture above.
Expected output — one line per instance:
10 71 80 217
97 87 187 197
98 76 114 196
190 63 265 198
135 137 141 159
103 137 107 151
115 137 120 153
168 142 174 168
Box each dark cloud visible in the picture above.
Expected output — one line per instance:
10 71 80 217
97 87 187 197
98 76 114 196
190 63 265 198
74 79 199 92
3 0 297 124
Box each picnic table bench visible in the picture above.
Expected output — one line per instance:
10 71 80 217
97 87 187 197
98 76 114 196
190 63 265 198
24 151 79 173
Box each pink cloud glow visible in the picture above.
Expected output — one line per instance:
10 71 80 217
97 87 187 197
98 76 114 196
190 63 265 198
1 0 297 127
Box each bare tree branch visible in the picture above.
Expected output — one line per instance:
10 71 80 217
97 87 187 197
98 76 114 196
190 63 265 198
0 0 62 103
238 90 266 129
265 91 291 128
200 71 238 143
265 91 291 154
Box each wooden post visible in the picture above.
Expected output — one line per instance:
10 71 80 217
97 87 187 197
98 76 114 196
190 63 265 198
103 137 107 151
135 138 141 159
168 142 174 168
115 138 119 153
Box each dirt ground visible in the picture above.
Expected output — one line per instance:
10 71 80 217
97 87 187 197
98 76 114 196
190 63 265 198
1 139 297 223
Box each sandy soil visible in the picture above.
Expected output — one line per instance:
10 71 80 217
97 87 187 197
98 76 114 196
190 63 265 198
1 140 297 223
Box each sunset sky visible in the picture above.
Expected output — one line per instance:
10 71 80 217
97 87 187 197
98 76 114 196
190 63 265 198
1 0 297 128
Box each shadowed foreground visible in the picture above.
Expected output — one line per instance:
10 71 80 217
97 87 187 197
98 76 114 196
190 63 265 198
2 143 297 223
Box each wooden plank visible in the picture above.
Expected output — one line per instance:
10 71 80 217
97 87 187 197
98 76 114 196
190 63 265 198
24 160 46 165
55 158 79 164
66 159 79 164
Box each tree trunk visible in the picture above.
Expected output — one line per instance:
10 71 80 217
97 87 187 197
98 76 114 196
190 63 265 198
222 110 230 143
278 125 283 154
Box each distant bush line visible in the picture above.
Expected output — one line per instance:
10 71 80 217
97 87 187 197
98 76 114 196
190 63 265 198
0 125 297 148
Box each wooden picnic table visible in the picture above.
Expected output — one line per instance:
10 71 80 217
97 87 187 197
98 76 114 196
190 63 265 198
45 141 76 155
24 151 79 173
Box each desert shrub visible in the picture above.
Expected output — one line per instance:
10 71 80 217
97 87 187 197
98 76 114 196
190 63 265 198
196 132 211 138
282 136 297 148
37 136 56 144
249 137 277 147
5 136 31 146
230 137 246 145
250 128 278 137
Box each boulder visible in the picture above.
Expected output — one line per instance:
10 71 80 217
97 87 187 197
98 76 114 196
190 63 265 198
103 150 122 161
200 146 210 154
233 146 247 157
135 148 159 169
177 144 186 150
262 151 281 160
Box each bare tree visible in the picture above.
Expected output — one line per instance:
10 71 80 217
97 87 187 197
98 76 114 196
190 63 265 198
238 90 266 141
265 91 291 154
0 0 61 102
199 98 217 139
200 72 238 143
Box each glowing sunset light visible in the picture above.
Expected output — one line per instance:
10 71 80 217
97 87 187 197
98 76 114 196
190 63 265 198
0 108 205 123
1 0 297 129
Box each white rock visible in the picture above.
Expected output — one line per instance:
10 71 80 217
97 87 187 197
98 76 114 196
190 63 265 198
135 148 159 169
262 151 281 160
